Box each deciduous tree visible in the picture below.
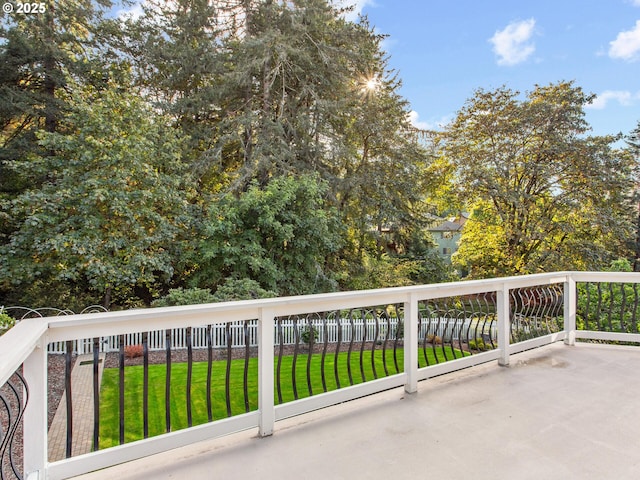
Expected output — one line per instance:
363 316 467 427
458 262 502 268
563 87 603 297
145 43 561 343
0 84 194 308
191 174 341 295
442 82 635 277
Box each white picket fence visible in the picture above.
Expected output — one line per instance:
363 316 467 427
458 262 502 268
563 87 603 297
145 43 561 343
46 317 497 354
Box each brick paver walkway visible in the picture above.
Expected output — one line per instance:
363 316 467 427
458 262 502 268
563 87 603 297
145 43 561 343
48 353 106 462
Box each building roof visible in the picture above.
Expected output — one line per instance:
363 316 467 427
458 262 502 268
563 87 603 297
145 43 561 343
429 218 465 232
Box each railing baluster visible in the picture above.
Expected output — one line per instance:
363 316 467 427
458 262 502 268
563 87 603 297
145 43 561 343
607 282 614 332
143 332 149 438
346 310 355 386
371 310 379 379
92 337 100 451
619 283 627 333
224 322 232 417
438 300 448 363
1 371 28 480
510 289 522 342
334 313 342 389
276 318 284 404
320 314 329 393
430 302 440 363
243 320 250 412
530 288 543 337
206 325 213 422
595 283 603 330
393 305 402 374
165 329 172 432
468 299 476 350
381 308 390 377
584 282 592 329
186 326 193 428
457 302 467 356
359 310 367 383
118 334 125 445
487 293 497 350
0 389 14 480
305 315 314 397
633 284 639 333
292 317 300 400
65 340 73 458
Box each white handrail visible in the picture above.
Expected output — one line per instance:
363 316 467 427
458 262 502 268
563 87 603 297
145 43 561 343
5 270 640 480
0 271 571 390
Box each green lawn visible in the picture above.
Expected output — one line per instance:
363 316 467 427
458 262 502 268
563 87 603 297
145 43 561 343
99 345 466 448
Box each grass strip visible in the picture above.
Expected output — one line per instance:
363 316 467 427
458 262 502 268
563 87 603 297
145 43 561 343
99 346 466 448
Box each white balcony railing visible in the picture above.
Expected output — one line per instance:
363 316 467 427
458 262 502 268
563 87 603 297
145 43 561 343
1 271 639 480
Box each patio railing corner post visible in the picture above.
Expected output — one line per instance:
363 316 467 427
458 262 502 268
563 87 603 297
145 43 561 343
404 293 418 394
22 335 48 478
497 284 510 366
564 274 577 346
258 307 275 437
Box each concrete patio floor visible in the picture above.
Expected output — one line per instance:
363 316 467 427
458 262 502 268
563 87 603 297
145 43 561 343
72 342 640 480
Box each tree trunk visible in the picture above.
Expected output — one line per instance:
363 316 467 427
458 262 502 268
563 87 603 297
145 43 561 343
103 287 112 310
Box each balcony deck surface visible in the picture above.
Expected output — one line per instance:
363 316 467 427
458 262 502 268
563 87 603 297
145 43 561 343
72 342 640 480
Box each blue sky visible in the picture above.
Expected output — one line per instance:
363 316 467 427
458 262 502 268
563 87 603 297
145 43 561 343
343 0 640 138
117 0 640 139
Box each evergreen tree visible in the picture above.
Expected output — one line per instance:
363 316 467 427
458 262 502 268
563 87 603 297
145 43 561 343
0 0 115 241
627 121 640 271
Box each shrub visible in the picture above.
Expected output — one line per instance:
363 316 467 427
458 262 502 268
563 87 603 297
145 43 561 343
211 278 277 302
299 324 318 344
124 344 144 359
468 339 486 351
0 311 16 336
152 287 217 307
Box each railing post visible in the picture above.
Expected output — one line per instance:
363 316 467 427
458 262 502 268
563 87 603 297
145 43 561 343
22 336 48 478
258 307 275 437
564 275 577 346
404 293 418 393
497 285 510 366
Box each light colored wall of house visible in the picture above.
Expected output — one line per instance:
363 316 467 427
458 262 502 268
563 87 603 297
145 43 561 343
432 231 461 263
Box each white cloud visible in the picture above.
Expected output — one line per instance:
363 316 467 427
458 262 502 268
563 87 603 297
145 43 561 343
408 111 430 130
609 20 640 61
489 19 537 66
586 90 639 109
332 0 375 22
407 111 452 131
116 0 144 20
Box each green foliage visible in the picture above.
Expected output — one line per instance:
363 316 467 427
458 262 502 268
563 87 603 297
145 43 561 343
0 310 15 336
0 0 440 308
607 258 633 272
299 324 318 344
151 288 218 308
210 279 277 303
0 84 195 308
576 259 639 333
339 253 422 290
443 82 636 278
119 0 224 184
191 174 341 296
0 1 115 162
467 339 485 351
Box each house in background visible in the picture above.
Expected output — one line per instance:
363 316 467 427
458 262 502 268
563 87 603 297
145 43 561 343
429 214 468 263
